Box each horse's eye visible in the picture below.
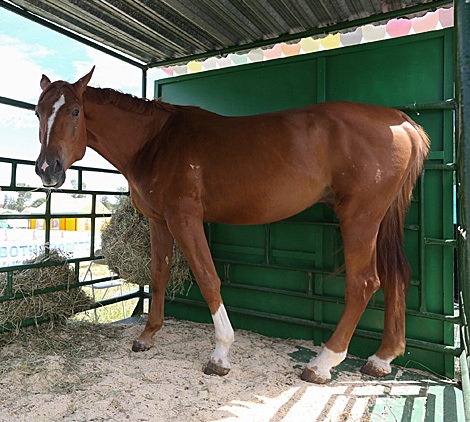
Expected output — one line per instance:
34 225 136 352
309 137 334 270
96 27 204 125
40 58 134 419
72 109 79 117
35 111 40 120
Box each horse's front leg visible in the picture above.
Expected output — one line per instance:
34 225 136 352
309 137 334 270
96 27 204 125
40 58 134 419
132 218 174 352
166 213 234 376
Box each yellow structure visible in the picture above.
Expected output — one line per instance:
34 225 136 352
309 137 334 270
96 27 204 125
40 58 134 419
27 197 111 232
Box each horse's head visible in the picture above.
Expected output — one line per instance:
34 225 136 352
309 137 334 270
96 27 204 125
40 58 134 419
35 67 94 188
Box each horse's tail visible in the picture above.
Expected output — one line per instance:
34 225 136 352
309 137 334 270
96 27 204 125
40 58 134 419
376 117 430 291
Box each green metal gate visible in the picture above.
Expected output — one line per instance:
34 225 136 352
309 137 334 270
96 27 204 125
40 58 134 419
157 29 457 378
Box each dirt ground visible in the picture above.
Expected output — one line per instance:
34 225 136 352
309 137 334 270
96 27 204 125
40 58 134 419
0 317 463 421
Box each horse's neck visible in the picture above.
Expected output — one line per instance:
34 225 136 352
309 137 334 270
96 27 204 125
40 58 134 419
84 100 170 178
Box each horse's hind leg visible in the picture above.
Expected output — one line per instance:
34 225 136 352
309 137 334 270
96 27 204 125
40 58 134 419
360 277 408 377
302 211 382 384
361 248 410 377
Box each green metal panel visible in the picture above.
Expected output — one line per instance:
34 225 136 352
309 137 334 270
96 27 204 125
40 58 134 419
158 29 456 377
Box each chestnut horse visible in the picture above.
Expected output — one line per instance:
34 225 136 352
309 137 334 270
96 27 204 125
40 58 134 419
34 68 429 383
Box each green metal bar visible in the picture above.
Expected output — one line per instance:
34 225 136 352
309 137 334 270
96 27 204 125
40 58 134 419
0 185 123 197
6 271 13 298
424 238 457 247
425 163 456 171
316 57 326 103
77 169 83 191
131 287 147 317
1 272 121 301
419 170 427 313
264 224 271 265
142 68 148 98
306 272 313 296
222 281 460 324
211 256 422 286
78 275 122 289
44 190 51 255
91 291 141 310
222 263 230 283
1 256 110 274
394 99 456 112
0 95 35 110
0 315 53 334
0 0 145 69
74 262 80 285
148 0 453 67
0 157 124 176
0 212 112 221
90 194 97 256
3 79 439 120
441 29 457 378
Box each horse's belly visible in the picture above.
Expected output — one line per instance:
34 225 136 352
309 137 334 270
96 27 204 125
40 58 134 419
203 183 329 225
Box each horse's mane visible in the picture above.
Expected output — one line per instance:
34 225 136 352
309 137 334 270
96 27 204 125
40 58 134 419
83 86 199 115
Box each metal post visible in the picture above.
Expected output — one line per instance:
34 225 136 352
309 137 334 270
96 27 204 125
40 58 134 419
456 0 470 349
456 1 470 416
142 67 148 99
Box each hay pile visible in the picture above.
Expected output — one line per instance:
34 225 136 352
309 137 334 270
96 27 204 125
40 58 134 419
101 196 191 295
0 249 93 333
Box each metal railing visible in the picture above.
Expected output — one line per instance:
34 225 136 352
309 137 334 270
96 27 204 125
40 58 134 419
0 156 143 331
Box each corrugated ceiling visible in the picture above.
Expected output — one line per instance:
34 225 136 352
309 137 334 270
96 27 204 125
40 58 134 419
2 0 451 67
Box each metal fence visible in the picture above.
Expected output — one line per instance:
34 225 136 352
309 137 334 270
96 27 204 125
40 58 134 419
0 153 142 331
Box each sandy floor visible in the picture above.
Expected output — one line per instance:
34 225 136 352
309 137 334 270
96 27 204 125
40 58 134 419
0 318 462 421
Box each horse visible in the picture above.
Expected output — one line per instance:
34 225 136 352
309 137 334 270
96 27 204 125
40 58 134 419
34 67 429 384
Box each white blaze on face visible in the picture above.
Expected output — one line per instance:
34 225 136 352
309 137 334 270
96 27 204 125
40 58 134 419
45 94 66 147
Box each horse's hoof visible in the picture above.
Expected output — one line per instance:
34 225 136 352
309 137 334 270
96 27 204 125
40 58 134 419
203 360 231 376
360 359 391 378
132 339 152 352
301 367 331 384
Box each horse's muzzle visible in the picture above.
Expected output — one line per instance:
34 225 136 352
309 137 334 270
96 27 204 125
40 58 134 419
35 157 66 188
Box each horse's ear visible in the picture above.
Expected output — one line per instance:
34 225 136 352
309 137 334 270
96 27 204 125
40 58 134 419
73 66 95 95
40 74 51 91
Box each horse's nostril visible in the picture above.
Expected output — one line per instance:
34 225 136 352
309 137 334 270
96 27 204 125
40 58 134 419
54 159 63 173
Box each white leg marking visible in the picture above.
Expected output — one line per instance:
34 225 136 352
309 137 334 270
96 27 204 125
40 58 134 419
211 304 234 369
307 346 347 379
46 94 65 147
366 354 392 374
